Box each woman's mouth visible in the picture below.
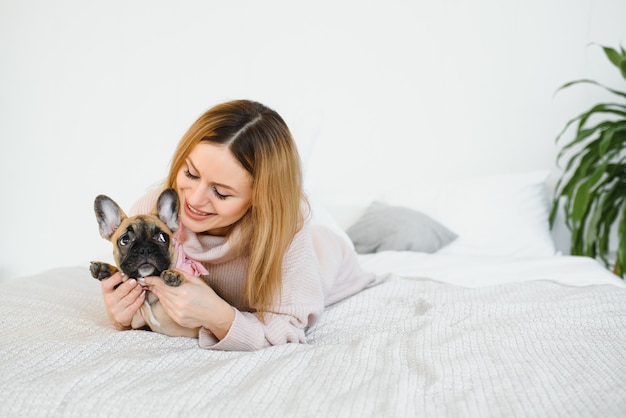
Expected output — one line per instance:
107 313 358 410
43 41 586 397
184 201 213 220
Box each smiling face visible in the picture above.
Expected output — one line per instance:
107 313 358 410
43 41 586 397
176 142 253 236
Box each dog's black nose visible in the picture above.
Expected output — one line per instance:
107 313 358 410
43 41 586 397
138 246 154 256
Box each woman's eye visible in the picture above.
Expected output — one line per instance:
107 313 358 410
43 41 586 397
212 186 229 200
184 169 199 180
119 234 130 246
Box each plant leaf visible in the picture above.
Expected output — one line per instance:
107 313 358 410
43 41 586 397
557 123 626 169
553 43 626 276
569 162 607 256
598 197 621 266
549 198 560 228
584 196 604 256
557 79 626 101
598 181 626 267
602 46 622 68
571 167 606 222
617 208 626 277
598 125 619 156
556 104 626 151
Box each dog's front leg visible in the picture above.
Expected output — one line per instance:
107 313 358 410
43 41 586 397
89 261 118 280
161 269 184 286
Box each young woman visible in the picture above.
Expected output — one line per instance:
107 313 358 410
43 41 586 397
100 100 375 351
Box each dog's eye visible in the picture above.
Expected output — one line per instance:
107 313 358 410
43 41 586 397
119 234 130 246
157 232 167 243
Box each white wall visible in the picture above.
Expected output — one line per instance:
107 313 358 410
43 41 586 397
1 0 624 280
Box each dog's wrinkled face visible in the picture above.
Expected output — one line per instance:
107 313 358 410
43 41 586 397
94 189 179 278
113 215 173 278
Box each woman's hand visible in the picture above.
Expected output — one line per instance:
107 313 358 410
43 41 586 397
144 272 235 340
100 272 146 330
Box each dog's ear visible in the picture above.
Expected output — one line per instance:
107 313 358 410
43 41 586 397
157 188 179 232
94 195 127 240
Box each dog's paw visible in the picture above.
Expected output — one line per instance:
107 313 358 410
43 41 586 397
161 269 184 287
90 261 118 280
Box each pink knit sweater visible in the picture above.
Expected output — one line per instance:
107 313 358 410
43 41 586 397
132 188 375 351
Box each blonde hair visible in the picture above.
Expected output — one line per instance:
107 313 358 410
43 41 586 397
167 100 308 313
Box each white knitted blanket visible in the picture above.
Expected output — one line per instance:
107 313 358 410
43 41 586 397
1 266 625 417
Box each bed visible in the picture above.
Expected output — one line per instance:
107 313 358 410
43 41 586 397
2 171 626 417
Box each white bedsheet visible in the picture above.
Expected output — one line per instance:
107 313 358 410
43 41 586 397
1 258 625 417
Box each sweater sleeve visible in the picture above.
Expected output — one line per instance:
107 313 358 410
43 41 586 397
198 223 326 351
198 223 375 351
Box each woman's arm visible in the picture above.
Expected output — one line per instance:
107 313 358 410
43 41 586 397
198 224 328 351
144 272 235 339
146 267 324 350
144 224 326 350
198 303 324 351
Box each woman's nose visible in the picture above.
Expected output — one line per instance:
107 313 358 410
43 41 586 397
187 183 211 206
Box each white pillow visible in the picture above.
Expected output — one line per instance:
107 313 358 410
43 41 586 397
307 194 355 249
386 171 556 257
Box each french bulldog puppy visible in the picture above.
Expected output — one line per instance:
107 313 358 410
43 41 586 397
90 188 200 338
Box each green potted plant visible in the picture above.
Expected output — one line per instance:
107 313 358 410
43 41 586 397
550 44 626 277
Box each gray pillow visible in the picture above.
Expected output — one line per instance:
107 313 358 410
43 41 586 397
346 201 458 254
